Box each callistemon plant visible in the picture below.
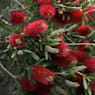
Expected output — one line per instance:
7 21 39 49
0 0 95 95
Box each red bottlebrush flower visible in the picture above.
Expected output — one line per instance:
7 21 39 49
85 7 95 19
70 10 82 23
90 82 95 91
78 41 90 51
74 25 93 36
84 57 95 72
51 54 77 68
32 87 51 95
55 41 69 51
70 50 87 62
24 20 48 37
9 12 28 25
55 41 69 57
54 11 69 26
37 0 52 4
66 54 78 63
21 78 37 91
90 82 95 95
33 82 52 95
31 65 55 85
56 35 64 39
40 4 55 18
9 34 24 48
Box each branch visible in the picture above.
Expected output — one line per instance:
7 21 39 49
13 0 25 9
53 3 82 10
72 35 86 39
0 63 20 87
54 71 68 75
67 43 95 46
50 24 77 37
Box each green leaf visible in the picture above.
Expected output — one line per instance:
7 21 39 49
65 62 77 70
45 50 48 60
51 88 58 95
88 87 92 95
87 14 95 24
83 76 88 90
31 52 40 61
23 49 32 53
87 72 95 77
74 65 87 72
65 24 77 31
55 86 68 95
62 15 65 21
82 15 86 26
49 42 59 46
27 72 31 80
11 52 17 58
65 80 80 88
87 72 95 79
3 45 11 52
45 45 59 53
87 26 92 33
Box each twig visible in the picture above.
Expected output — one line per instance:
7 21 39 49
0 63 20 87
67 43 95 46
2 19 12 26
0 63 16 79
65 36 74 43
53 3 82 10
50 24 77 37
72 35 86 39
76 72 91 82
13 0 25 9
54 71 68 75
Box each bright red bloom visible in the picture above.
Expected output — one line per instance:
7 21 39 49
85 7 95 19
24 20 48 37
56 35 64 39
84 57 95 72
54 14 69 26
70 10 82 23
90 82 95 91
40 4 55 18
32 83 52 95
52 54 77 68
31 65 55 85
55 41 69 51
32 87 51 95
37 0 52 4
55 41 69 57
78 41 90 51
10 12 28 25
9 34 24 48
70 50 87 62
69 10 88 23
90 82 95 95
74 25 93 36
54 10 69 26
21 78 37 91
